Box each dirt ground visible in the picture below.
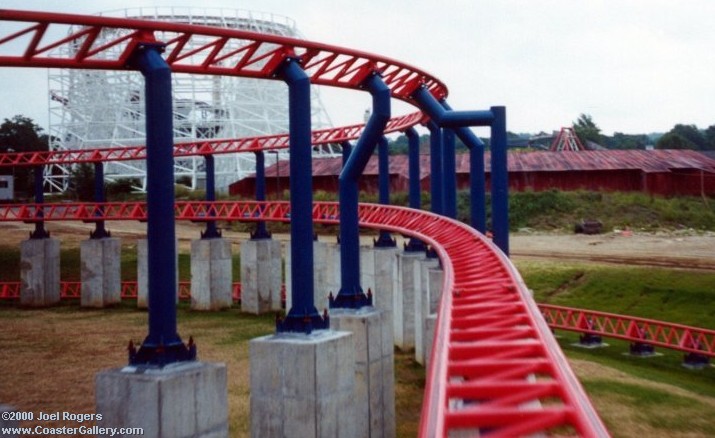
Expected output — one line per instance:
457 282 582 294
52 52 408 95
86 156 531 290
4 221 715 272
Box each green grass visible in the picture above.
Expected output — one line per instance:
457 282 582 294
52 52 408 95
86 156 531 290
516 260 715 329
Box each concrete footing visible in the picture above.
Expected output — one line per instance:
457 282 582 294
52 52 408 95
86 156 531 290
415 258 440 364
96 361 228 438
395 251 423 351
80 238 121 308
20 238 60 307
190 238 233 311
250 330 356 438
324 241 341 299
373 247 400 314
360 246 376 296
137 239 178 308
0 405 19 437
285 240 332 311
240 238 282 314
424 314 438 371
332 307 396 438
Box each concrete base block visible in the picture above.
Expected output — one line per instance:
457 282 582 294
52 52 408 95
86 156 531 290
395 252 423 350
240 239 282 314
360 246 376 296
250 330 356 438
96 361 228 438
285 240 332 312
424 314 437 371
0 405 19 437
332 307 396 438
415 258 440 364
191 239 233 311
20 238 60 307
426 263 444 314
373 247 399 313
137 239 178 309
324 241 341 299
80 238 121 308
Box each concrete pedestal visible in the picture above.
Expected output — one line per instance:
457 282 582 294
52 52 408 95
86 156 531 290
395 252 424 350
240 238 282 314
20 238 60 307
137 239 178 309
285 240 332 311
250 330 356 438
325 241 341 299
96 361 228 438
0 405 19 437
373 247 399 313
191 238 233 311
424 314 437 371
80 238 121 308
360 246 376 296
332 308 396 438
415 259 440 365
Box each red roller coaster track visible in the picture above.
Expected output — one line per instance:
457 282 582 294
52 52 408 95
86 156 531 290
0 9 610 436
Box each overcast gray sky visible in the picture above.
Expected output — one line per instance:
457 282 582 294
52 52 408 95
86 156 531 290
1 0 713 136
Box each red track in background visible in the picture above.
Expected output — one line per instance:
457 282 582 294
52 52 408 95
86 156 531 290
0 10 611 436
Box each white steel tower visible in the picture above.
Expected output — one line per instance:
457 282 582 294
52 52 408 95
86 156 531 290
47 8 338 193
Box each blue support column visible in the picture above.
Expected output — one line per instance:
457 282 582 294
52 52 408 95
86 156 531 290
426 121 443 216
404 127 425 252
90 161 110 239
332 73 390 309
276 58 328 332
29 165 49 239
374 136 396 247
341 141 352 166
490 106 509 255
127 43 195 367
251 151 271 240
442 128 457 219
200 154 221 239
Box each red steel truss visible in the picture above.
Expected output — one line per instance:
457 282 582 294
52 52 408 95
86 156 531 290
0 200 608 436
0 111 425 168
540 304 715 357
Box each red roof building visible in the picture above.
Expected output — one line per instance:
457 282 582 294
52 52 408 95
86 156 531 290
229 150 715 198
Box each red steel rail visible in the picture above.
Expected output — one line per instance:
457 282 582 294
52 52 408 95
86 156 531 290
0 200 609 436
540 304 715 357
0 111 425 168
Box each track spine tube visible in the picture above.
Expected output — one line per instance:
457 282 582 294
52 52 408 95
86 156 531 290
276 58 327 332
333 72 390 309
426 121 443 216
442 127 457 219
374 136 396 247
404 127 425 252
251 151 271 240
490 106 509 255
128 43 195 366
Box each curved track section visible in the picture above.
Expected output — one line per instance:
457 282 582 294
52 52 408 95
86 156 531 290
0 200 608 436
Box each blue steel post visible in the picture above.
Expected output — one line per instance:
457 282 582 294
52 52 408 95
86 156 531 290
251 151 271 240
29 166 49 239
128 43 195 366
404 127 425 252
90 161 110 239
276 58 328 332
442 127 457 219
490 106 509 255
374 136 396 247
201 154 221 239
426 121 443 216
332 73 390 309
341 141 352 166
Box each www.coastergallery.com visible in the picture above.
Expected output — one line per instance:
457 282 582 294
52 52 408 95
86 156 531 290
2 425 143 436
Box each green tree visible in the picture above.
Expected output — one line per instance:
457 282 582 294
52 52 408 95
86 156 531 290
704 125 715 150
656 132 695 150
670 124 706 150
69 163 95 201
0 115 49 197
573 114 602 146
